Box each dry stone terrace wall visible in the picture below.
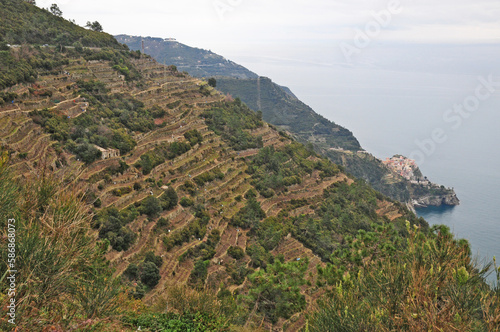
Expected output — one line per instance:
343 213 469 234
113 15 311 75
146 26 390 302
0 54 409 331
0 111 59 177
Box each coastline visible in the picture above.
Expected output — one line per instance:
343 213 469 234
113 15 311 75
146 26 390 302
383 155 460 211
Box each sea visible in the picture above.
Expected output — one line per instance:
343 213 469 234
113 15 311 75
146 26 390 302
227 42 500 284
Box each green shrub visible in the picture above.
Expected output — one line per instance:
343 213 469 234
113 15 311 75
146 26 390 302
226 261 251 285
141 262 161 288
124 263 140 280
188 259 209 289
67 140 102 164
144 251 163 268
208 78 217 87
124 311 230 332
193 168 224 186
246 243 271 268
253 217 284 251
132 282 146 299
178 230 221 263
180 197 194 207
230 196 265 229
97 207 138 251
154 217 170 232
180 180 196 196
227 246 245 260
309 224 500 331
163 207 210 251
184 129 203 146
112 186 132 197
135 142 192 174
160 187 178 211
244 259 308 323
140 196 162 218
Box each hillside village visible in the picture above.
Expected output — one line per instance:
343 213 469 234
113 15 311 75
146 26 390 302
383 154 454 188
382 155 430 185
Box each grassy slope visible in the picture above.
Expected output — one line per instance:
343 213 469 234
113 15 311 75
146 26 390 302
0 0 123 47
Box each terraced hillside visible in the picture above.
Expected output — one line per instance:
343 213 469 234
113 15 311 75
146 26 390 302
0 41 428 330
116 35 458 207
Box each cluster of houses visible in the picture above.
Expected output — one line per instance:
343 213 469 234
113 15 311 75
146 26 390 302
382 155 418 181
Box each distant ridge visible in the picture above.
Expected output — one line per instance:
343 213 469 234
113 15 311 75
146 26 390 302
115 34 258 79
216 76 361 151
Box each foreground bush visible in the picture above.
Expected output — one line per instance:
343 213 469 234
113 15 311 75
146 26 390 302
308 223 500 331
0 162 123 331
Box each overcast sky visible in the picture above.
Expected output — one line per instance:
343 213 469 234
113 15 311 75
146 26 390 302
38 0 500 57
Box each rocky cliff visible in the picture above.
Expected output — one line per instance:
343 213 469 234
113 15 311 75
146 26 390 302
413 193 460 208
